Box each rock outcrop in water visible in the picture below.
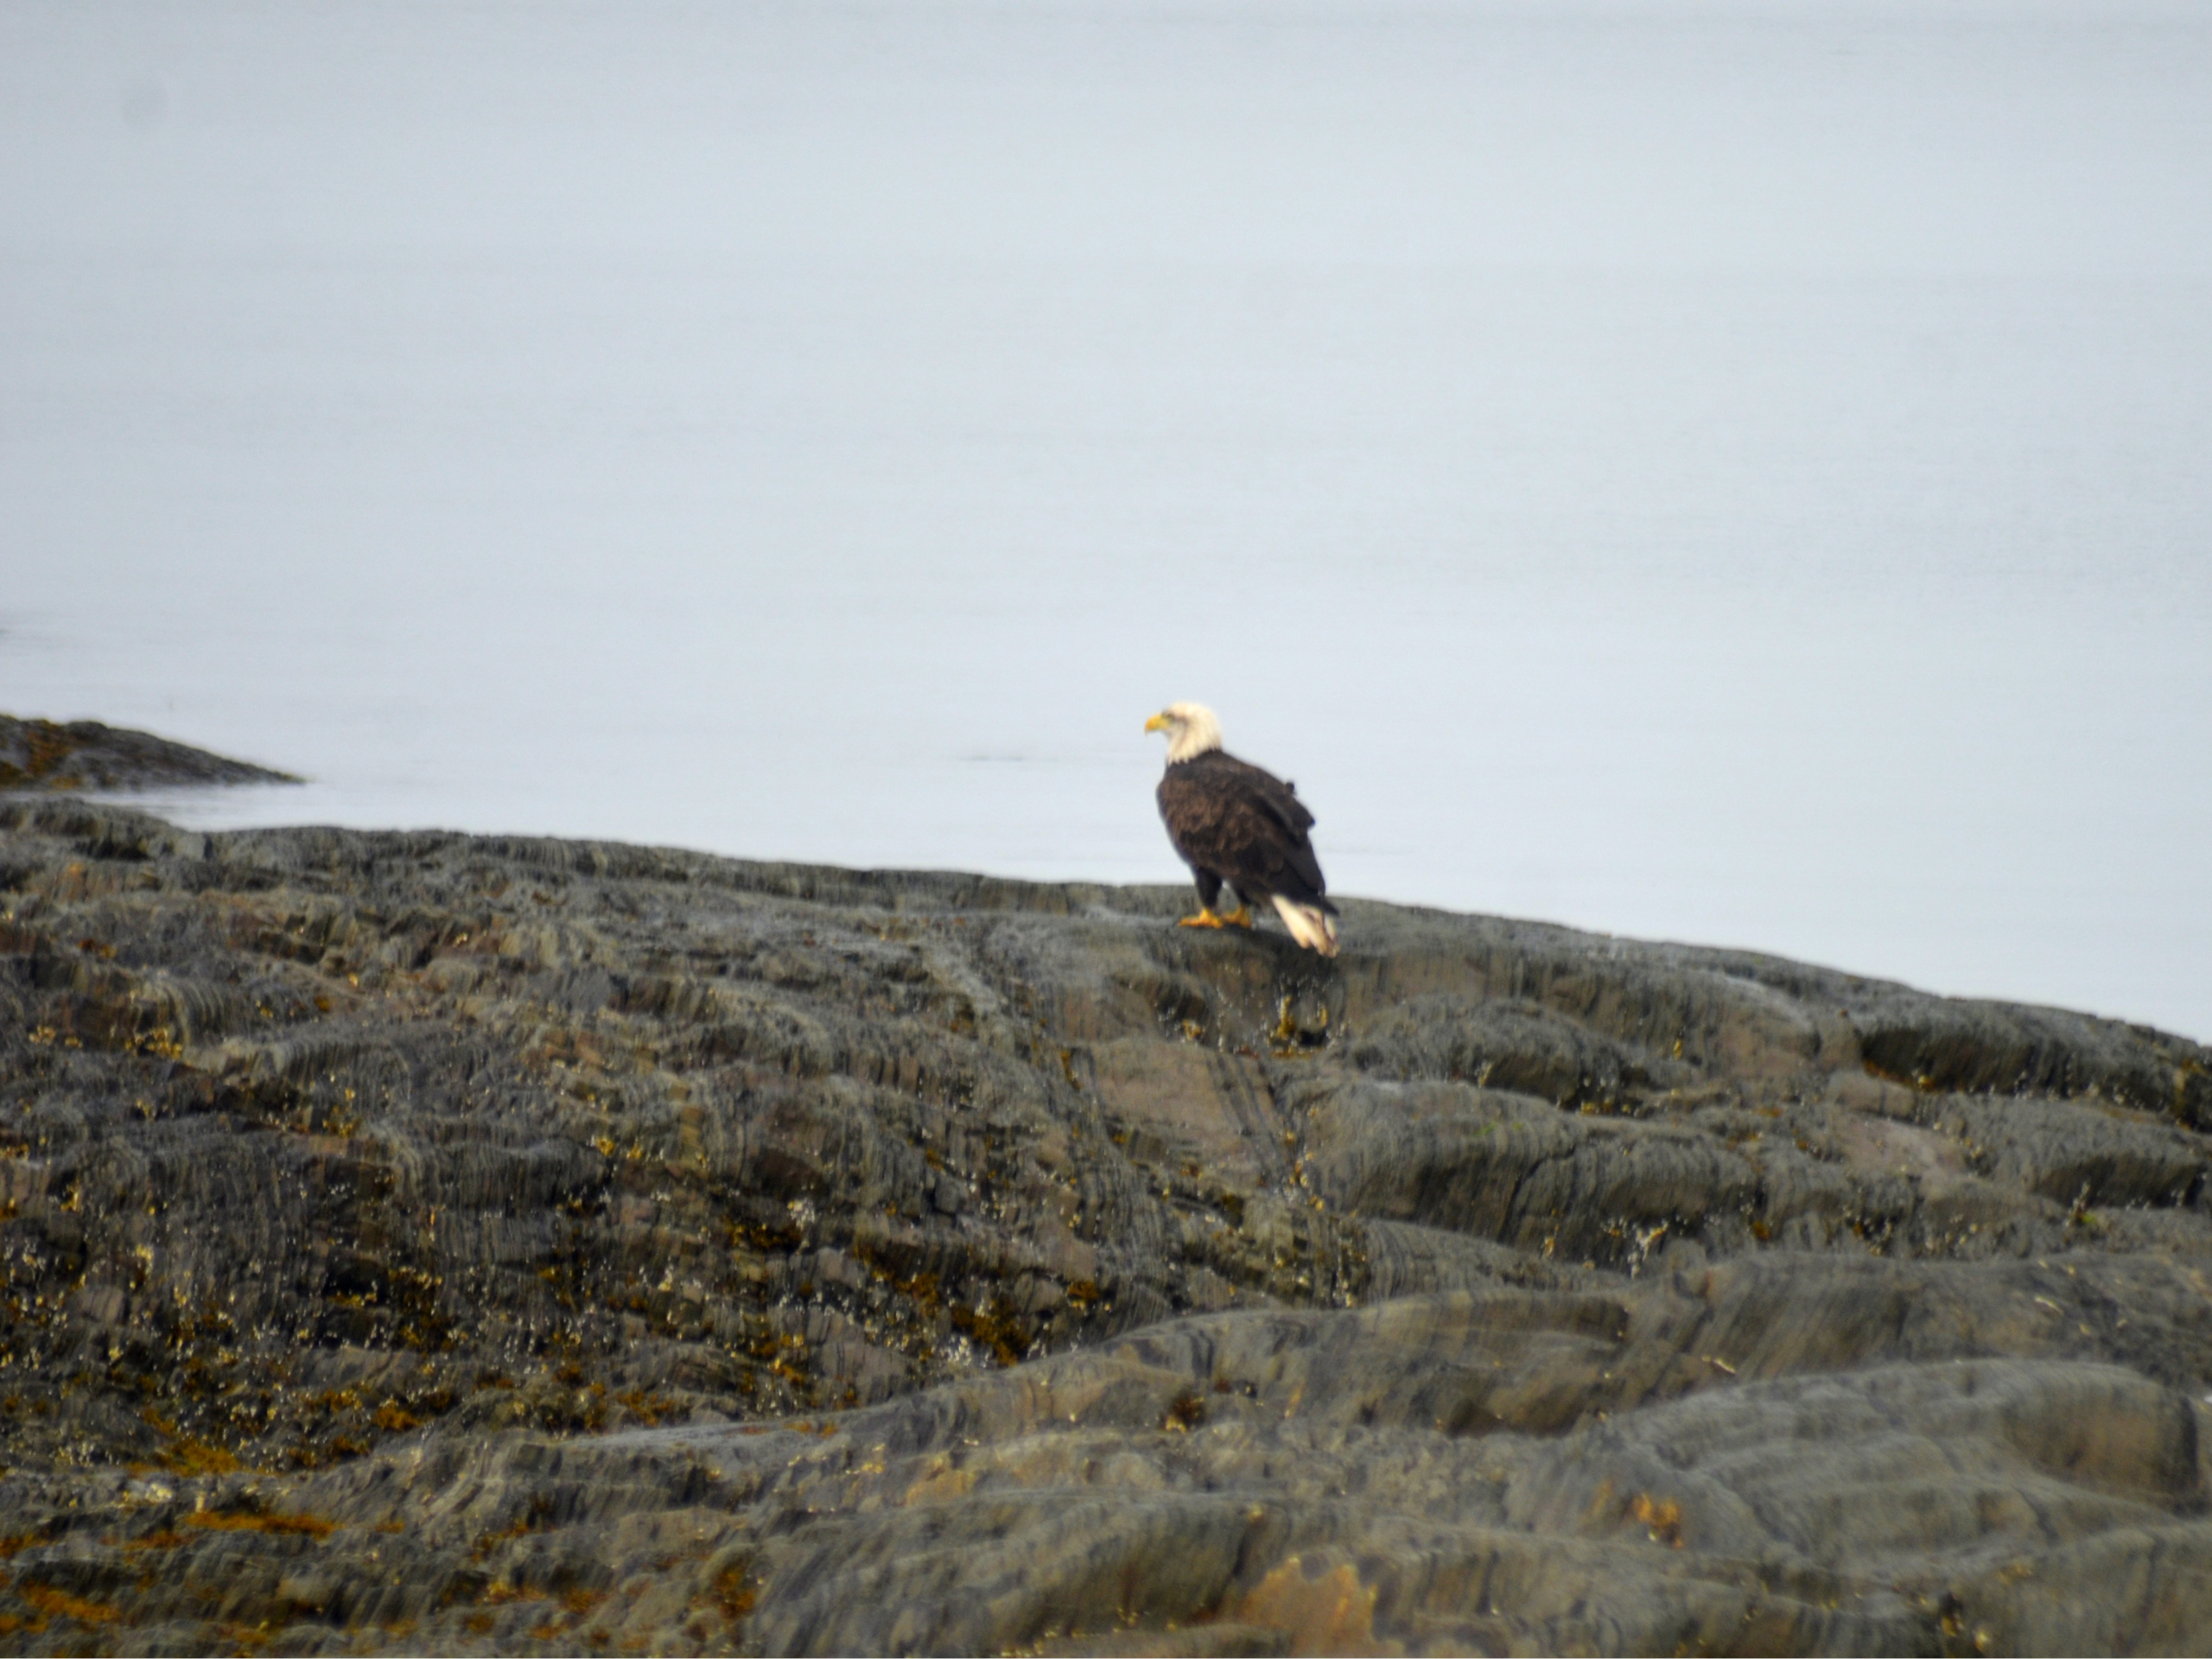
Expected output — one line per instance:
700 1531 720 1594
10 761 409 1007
3 795 2210 1655
0 715 301 793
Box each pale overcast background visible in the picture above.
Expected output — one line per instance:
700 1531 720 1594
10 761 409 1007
3 0 2209 1038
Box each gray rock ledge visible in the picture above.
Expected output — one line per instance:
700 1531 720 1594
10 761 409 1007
1 798 2209 1655
0 715 301 793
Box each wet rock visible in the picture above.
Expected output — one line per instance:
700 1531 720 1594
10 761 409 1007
1345 991 1694 1108
2 796 2210 1654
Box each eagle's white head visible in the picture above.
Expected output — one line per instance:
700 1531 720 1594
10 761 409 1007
1143 702 1224 764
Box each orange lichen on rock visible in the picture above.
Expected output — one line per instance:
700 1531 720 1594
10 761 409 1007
1230 1557 1397 1656
1630 1492 1686 1548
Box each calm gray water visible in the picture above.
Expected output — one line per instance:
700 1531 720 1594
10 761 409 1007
4 1 2209 1039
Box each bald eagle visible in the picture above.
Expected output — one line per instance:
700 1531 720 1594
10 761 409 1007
1144 702 1340 957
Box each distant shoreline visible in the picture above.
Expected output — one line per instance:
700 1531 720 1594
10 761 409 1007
0 713 302 793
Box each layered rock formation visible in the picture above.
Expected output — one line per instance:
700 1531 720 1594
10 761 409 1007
2 796 2209 1654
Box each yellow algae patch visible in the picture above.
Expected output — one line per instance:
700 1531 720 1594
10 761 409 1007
159 1438 243 1478
1630 1492 1686 1548
902 1452 976 1505
1230 1556 1400 1656
19 1584 121 1625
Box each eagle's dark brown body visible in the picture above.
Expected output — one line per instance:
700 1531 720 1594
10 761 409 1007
1156 748 1337 923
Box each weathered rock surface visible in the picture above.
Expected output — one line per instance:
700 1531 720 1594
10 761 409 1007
0 717 301 793
2 795 2209 1655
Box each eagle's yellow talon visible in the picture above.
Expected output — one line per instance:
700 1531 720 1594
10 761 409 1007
1178 906 1254 931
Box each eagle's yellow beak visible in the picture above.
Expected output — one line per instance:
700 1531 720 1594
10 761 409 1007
1143 713 1170 734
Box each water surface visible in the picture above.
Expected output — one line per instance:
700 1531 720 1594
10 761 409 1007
3 1 2208 1036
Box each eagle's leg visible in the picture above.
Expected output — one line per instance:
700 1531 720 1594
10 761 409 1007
1213 879 1253 928
1179 870 1233 928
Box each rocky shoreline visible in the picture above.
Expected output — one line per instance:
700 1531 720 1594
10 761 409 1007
3 789 2211 1655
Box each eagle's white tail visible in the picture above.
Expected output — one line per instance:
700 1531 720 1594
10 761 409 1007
1272 895 1340 957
